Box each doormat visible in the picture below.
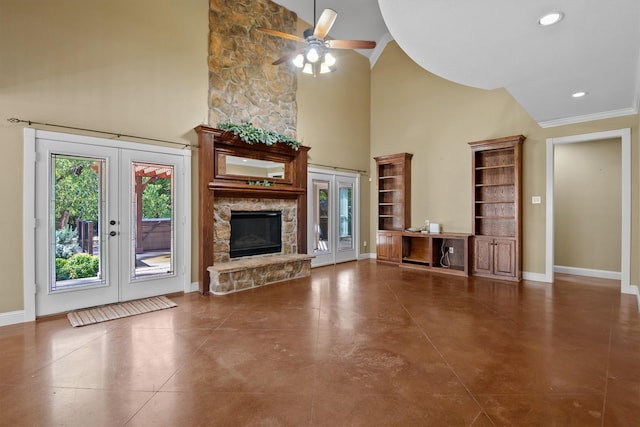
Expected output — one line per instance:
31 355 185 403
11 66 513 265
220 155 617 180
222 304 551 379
67 296 177 327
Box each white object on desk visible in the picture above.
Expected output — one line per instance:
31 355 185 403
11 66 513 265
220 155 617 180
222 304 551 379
429 223 441 233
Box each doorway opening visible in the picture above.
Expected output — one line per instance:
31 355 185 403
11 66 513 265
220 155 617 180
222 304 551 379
546 128 635 296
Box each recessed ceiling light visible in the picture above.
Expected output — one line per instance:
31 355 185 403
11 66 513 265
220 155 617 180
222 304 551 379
572 91 587 98
538 12 564 26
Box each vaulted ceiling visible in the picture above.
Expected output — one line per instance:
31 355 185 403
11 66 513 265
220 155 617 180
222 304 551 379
272 0 640 128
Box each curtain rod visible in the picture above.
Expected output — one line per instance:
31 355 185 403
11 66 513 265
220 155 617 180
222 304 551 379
308 162 368 174
6 117 197 149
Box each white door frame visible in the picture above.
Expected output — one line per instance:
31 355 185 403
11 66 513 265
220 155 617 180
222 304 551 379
23 128 192 321
545 128 636 297
307 167 360 267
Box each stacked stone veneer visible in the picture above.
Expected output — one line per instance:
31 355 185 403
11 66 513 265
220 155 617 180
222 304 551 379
208 0 298 136
207 0 310 294
210 197 310 294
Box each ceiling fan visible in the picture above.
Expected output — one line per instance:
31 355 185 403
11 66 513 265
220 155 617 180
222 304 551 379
257 1 376 75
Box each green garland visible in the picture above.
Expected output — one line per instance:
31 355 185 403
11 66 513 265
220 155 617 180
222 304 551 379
217 122 301 150
247 180 275 187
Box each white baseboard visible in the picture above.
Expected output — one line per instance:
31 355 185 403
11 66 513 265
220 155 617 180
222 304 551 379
0 310 27 327
188 281 200 293
522 272 550 283
359 252 375 260
554 265 621 280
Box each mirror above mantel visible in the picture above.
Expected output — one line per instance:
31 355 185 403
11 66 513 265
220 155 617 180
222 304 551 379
223 155 285 179
215 148 293 185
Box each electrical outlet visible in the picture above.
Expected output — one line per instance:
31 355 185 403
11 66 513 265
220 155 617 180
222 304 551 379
363 241 367 247
448 247 454 254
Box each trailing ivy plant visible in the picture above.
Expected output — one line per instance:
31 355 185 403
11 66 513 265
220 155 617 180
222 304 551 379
247 180 275 187
217 122 301 150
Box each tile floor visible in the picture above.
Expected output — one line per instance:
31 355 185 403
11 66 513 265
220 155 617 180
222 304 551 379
0 260 639 426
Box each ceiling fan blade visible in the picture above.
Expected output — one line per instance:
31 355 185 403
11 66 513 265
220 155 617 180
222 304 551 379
313 8 337 40
257 27 305 43
272 48 303 66
327 39 377 50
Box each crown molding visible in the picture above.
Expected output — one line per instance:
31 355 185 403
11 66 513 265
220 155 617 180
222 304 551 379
538 106 639 128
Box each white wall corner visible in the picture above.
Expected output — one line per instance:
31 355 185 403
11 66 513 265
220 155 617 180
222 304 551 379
369 32 394 69
188 281 200 293
633 48 640 114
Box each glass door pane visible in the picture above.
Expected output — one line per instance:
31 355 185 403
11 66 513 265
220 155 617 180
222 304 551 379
131 162 175 279
50 154 106 292
312 179 331 254
338 182 354 251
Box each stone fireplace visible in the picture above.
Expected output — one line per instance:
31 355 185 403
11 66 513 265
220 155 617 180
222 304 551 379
196 126 312 295
200 1 309 294
209 196 311 295
214 197 297 263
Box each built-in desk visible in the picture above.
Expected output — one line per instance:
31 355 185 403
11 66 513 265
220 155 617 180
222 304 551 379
400 232 471 276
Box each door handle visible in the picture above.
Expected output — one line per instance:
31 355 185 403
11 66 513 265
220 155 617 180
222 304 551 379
109 231 117 237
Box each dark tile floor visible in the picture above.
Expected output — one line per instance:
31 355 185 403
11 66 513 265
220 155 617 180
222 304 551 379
0 260 638 426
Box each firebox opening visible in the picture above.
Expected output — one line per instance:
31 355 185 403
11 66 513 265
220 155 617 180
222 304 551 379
230 211 282 258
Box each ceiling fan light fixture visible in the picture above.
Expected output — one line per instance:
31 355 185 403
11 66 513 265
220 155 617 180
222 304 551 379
306 47 320 63
302 63 314 75
538 12 564 26
324 52 336 67
292 54 304 68
320 63 331 74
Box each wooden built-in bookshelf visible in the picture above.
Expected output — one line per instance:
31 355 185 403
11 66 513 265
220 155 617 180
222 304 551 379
469 135 525 281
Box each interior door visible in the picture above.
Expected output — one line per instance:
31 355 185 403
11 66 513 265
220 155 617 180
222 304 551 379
34 133 188 316
308 170 359 267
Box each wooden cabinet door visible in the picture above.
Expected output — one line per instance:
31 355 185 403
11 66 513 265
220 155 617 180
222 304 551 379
493 238 516 277
389 232 402 263
376 231 401 263
473 236 493 276
377 231 390 260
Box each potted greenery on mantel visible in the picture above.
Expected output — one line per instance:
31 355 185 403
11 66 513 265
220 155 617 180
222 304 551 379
217 122 301 151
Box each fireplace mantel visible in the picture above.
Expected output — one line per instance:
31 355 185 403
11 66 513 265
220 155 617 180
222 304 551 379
195 125 310 294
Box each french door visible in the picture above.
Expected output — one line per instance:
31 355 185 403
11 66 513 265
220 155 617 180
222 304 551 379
308 169 359 267
30 130 190 316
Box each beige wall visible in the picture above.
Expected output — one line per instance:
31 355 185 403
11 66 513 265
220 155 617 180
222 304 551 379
0 0 209 312
554 139 622 271
371 41 639 279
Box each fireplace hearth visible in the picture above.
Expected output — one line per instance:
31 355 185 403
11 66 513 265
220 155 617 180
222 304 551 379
230 211 282 258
